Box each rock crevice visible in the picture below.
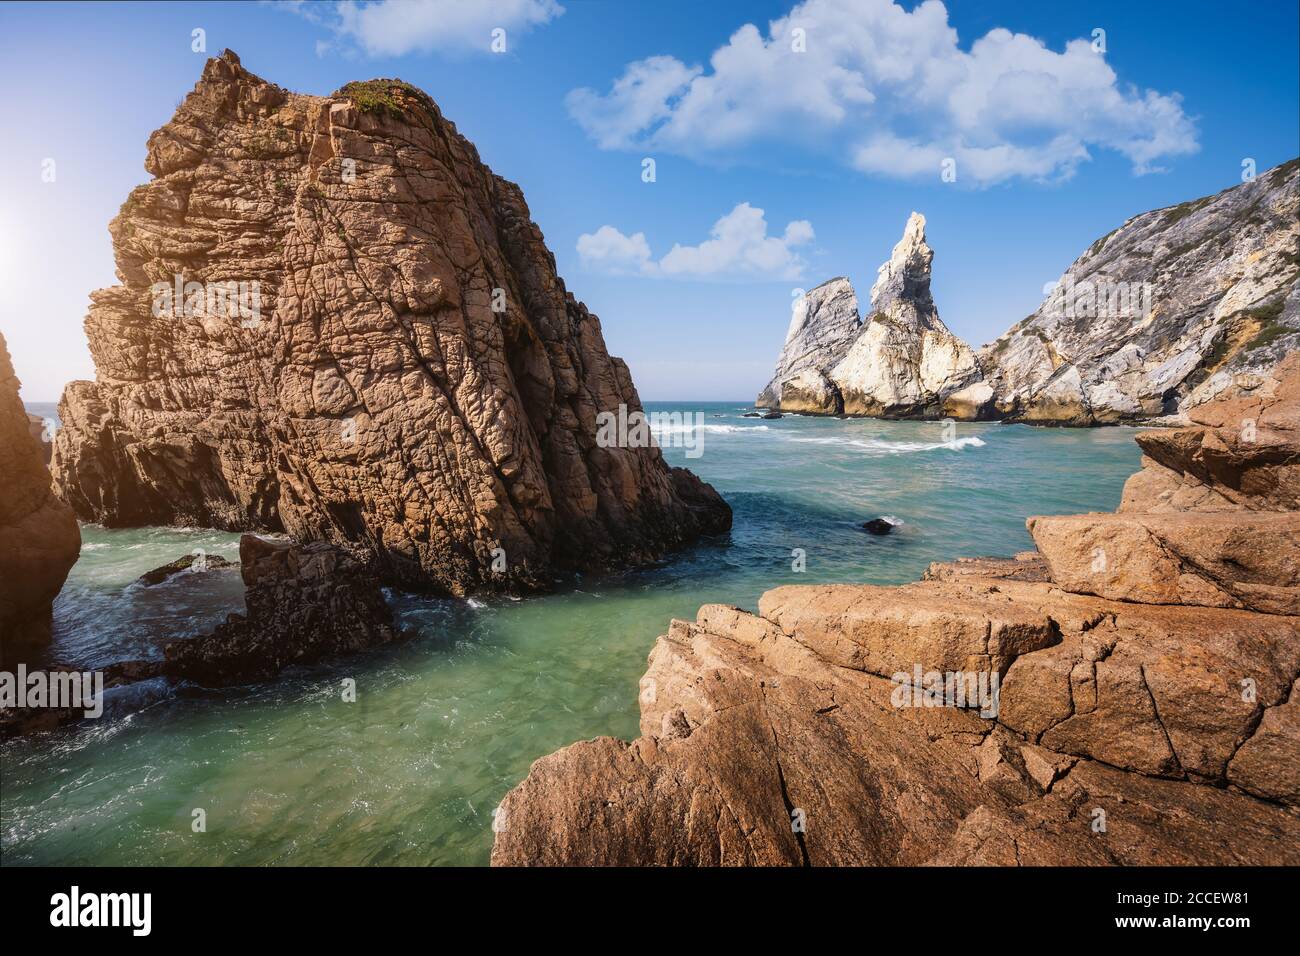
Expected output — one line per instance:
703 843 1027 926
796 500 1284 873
0 332 81 665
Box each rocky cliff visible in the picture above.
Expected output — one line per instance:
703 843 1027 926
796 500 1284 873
985 158 1299 423
492 356 1300 866
50 51 728 595
0 333 81 665
758 160 1299 424
757 213 981 417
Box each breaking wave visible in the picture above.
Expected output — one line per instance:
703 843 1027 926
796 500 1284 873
788 435 987 454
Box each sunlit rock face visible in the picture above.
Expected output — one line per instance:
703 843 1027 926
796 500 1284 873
982 159 1299 424
49 51 729 596
758 213 983 419
493 359 1300 866
759 161 1299 425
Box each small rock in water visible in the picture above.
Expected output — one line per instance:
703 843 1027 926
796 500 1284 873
137 553 232 586
760 411 782 420
742 412 762 418
862 517 900 535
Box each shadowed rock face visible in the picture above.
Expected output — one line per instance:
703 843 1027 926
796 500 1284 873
50 51 729 596
492 360 1300 867
0 332 80 665
163 535 399 687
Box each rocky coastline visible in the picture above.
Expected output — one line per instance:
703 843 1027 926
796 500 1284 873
0 332 80 667
491 355 1300 866
758 159 1299 426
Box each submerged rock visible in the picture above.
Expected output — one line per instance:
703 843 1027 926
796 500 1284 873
50 51 729 596
163 534 400 686
137 552 233 586
491 360 1300 866
0 332 80 666
861 517 899 535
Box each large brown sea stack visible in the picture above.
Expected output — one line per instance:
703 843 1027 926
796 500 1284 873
0 332 81 665
50 51 729 594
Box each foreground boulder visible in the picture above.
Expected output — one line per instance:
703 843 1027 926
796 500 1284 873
0 332 80 666
492 588 1300 866
50 51 729 596
163 534 399 686
1029 511 1300 614
492 360 1300 866
1119 352 1300 513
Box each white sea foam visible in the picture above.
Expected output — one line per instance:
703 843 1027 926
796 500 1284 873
789 435 986 454
649 423 770 435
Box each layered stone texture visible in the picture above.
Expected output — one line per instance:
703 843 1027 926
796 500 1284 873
984 159 1299 423
492 359 1300 866
0 332 80 665
50 52 729 596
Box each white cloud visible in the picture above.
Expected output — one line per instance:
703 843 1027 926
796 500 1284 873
298 0 564 58
576 226 655 275
566 0 1198 185
578 203 814 281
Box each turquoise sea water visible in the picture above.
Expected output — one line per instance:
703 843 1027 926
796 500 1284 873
1 403 1141 865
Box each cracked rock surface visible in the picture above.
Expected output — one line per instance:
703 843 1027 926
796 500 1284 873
49 51 729 596
492 359 1300 866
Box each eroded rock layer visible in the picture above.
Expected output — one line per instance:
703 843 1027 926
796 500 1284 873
0 332 80 665
492 360 1300 866
51 51 729 595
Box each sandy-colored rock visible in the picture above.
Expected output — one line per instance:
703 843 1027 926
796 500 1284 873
492 373 1300 865
1029 511 1300 614
993 582 1300 780
493 589 1300 866
50 52 729 596
1120 352 1300 513
758 580 1058 678
0 332 80 665
1227 678 1300 805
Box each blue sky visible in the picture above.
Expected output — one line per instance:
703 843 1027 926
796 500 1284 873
1 0 1296 401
